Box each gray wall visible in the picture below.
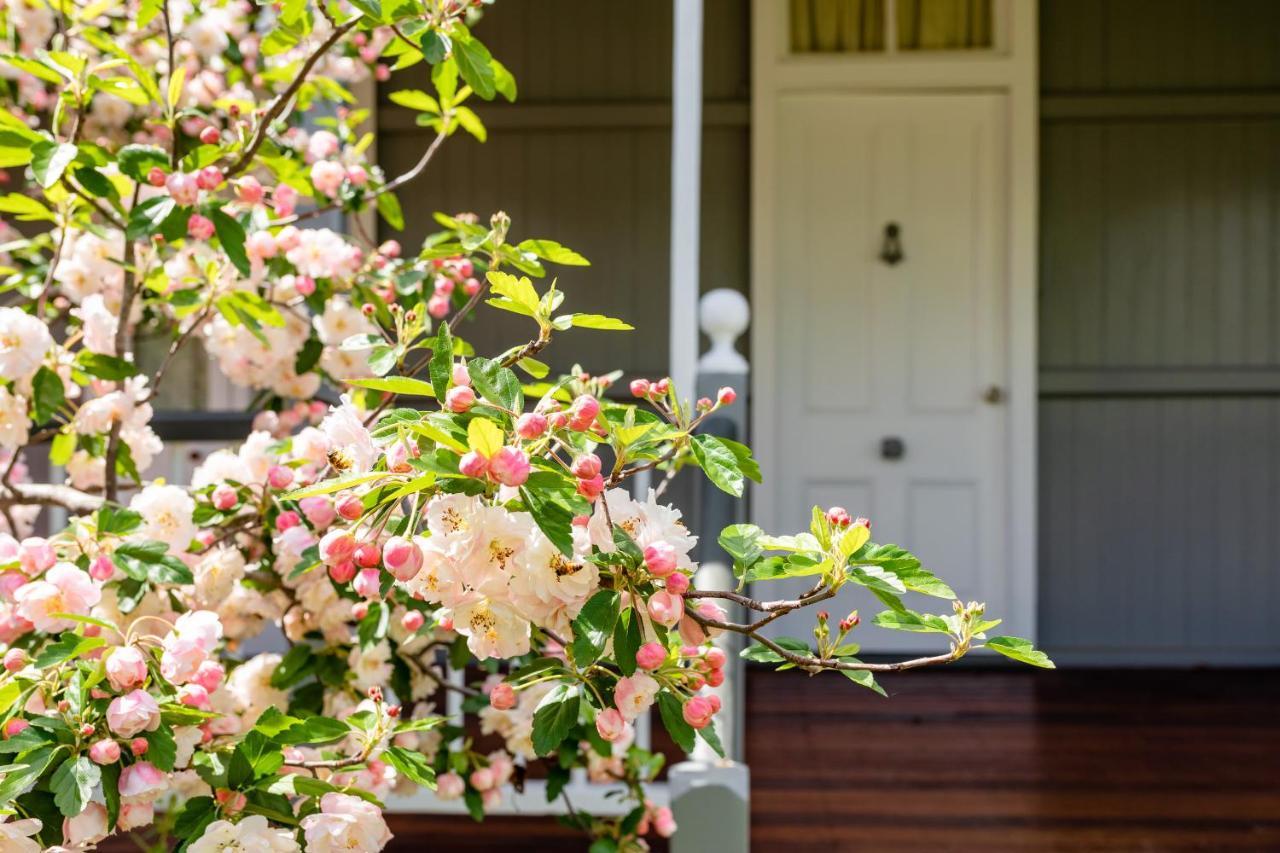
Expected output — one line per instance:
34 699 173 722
376 0 750 380
1039 0 1280 663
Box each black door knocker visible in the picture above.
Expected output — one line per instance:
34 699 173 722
880 221 904 266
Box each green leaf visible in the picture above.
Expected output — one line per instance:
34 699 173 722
429 321 452 402
31 366 65 424
376 190 404 231
276 716 350 745
453 105 486 142
697 719 726 757
521 480 579 558
211 208 251 276
690 433 745 497
51 756 99 817
517 238 590 266
740 636 810 663
719 523 763 571
117 144 168 182
656 692 695 753
717 436 762 484
841 668 887 696
173 796 217 842
569 590 620 666
849 543 956 599
0 193 55 222
612 607 642 677
113 539 194 585
33 632 106 668
143 725 177 772
283 471 386 500
357 600 389 650
491 56 517 102
348 376 437 398
984 636 1055 669
0 681 21 715
383 746 437 788
468 356 523 412
872 609 951 634
452 31 496 99
388 89 439 112
564 313 633 331
96 505 142 536
77 352 138 381
101 761 120 830
531 683 580 756
270 644 315 690
125 195 177 241
71 165 118 200
31 140 77 188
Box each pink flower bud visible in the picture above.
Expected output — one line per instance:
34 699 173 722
147 167 167 187
576 474 606 501
706 667 725 687
826 506 851 527
379 240 401 258
351 601 369 621
385 442 412 473
196 165 223 190
130 737 148 756
328 560 357 584
4 718 29 738
347 165 368 186
568 395 600 431
682 695 715 729
643 541 678 577
273 184 298 218
199 126 220 145
469 767 495 792
488 447 531 487
571 453 601 480
335 494 363 521
635 642 666 671
458 451 489 479
489 682 516 711
665 572 690 595
294 274 316 296
401 610 425 633
630 378 651 398
3 648 25 672
463 277 481 296
275 510 301 531
382 536 424 581
178 683 210 709
211 485 238 511
89 738 121 765
235 176 264 204
428 294 450 319
445 386 475 413
166 172 199 205
266 465 294 490
717 386 737 406
437 771 465 800
654 806 677 838
595 707 627 742
353 567 381 599
515 412 547 440
705 647 727 669
298 494 337 527
192 660 224 692
186 213 215 240
89 554 116 581
647 591 683 628
105 646 148 692
354 542 381 569
318 530 356 565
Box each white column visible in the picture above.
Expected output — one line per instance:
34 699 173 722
669 0 703 401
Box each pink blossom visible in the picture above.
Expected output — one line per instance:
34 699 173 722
614 673 659 721
653 806 677 838
445 386 475 413
717 386 737 406
646 590 683 628
571 453 601 479
311 160 346 197
4 718 29 737
436 771 465 800
568 394 600 430
105 646 148 692
458 451 488 479
635 642 666 671
161 610 222 684
576 474 606 501
382 536 423 581
119 760 167 800
643 541 678 577
107 689 161 738
353 567 381 599
273 184 299 218
595 707 627 742
336 494 363 521
235 176 264 204
400 610 424 633
246 230 278 259
89 738 121 765
166 172 199 205
300 793 392 852
187 213 215 241
192 659 225 692
300 496 337 529
13 563 101 632
354 542 381 568
682 694 716 729
266 465 293 490
488 682 515 711
488 447 530 487
515 412 547 439
319 530 356 565
18 537 54 575
329 560 357 584
666 572 690 595
63 802 108 847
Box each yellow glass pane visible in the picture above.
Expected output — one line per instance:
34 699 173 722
897 0 993 51
790 0 886 53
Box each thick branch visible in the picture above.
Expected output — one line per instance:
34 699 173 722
0 482 104 514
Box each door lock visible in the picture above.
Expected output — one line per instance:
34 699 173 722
880 436 905 460
983 385 1005 404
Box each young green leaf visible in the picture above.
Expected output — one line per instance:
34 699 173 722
531 683 580 756
984 636 1055 668
570 590 620 665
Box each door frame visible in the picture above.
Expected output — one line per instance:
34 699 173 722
749 0 1039 642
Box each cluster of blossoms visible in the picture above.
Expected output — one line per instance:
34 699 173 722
0 0 1050 849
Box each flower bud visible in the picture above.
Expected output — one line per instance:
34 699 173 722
682 695 716 729
318 530 357 565
515 412 547 440
266 465 294 490
354 542 381 569
635 642 666 671
328 560 357 584
147 167 166 187
351 601 369 620
452 362 471 387
646 591 683 628
570 453 602 480
199 126 220 145
130 737 149 756
2 648 25 672
458 451 489 479
89 739 121 765
275 510 301 531
445 386 475 413
665 572 690 595
382 536 424 581
89 554 115 582
235 176 264 204
105 646 148 692
401 610 425 633
717 386 737 406
630 378 651 398
187 213 215 241
489 682 516 711
488 447 531 487
595 707 627 742
576 474 606 501
643 541 678 577
335 494 364 521
211 485 238 511
826 506 851 528
353 568 382 599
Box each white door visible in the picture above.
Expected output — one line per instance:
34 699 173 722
760 92 1009 652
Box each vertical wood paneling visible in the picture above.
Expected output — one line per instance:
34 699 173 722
376 0 750 378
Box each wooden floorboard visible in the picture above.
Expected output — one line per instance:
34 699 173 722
97 668 1280 851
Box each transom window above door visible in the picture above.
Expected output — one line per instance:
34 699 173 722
789 0 998 55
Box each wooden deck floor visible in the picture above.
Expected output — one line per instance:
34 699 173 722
385 667 1280 852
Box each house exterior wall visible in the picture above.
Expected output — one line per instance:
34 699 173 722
1038 0 1280 663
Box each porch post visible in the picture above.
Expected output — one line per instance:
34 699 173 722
668 0 702 399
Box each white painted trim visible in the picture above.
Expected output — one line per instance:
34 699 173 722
393 781 668 817
749 0 1038 642
669 0 703 401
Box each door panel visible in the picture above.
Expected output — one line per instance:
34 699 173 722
764 92 1008 652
